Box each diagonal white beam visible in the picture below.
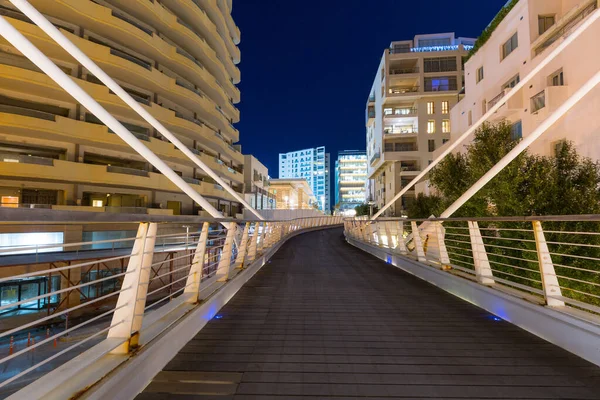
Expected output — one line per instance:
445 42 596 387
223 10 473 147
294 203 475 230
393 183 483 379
9 0 264 221
372 8 600 220
440 69 600 218
0 14 229 221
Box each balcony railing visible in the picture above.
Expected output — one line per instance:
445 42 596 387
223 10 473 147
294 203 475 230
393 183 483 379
535 1 597 56
389 86 420 95
389 67 419 75
105 206 148 214
384 126 418 134
176 47 204 70
531 90 546 113
0 154 54 166
384 108 418 117
423 84 458 92
106 166 149 177
182 177 201 185
111 10 152 36
369 151 381 165
176 79 204 98
109 48 151 71
488 89 508 110
0 104 57 121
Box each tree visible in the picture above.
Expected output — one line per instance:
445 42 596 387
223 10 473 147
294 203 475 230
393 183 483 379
355 203 377 217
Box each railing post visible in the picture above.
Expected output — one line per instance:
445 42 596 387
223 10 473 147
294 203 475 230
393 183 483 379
434 222 451 266
384 222 393 249
258 222 266 253
361 222 369 242
377 223 387 247
468 221 495 285
184 222 209 302
216 224 237 282
410 221 427 262
532 221 565 307
247 222 260 262
233 222 250 270
395 221 408 255
108 222 157 354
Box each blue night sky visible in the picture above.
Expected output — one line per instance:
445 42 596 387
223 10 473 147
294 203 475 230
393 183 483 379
232 0 509 177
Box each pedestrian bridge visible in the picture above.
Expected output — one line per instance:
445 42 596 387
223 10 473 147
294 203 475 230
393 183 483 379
1 211 600 399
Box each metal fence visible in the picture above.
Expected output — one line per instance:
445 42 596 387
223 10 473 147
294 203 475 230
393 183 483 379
0 214 343 396
344 216 600 316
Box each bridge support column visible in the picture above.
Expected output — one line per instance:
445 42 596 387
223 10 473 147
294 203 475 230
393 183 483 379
468 221 495 285
184 222 209 302
216 224 237 282
411 221 427 263
434 222 451 266
233 223 250 270
108 222 157 354
532 221 565 307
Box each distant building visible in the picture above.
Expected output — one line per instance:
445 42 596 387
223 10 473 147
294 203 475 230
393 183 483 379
278 146 330 212
268 179 316 210
243 155 275 210
335 150 367 214
366 32 474 217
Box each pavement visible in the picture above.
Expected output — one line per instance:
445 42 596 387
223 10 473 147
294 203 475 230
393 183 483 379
136 228 600 399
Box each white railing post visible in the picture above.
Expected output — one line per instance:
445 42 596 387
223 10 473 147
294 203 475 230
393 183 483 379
395 221 408 255
184 222 209 302
233 222 250 270
384 222 393 249
377 223 387 247
410 221 427 262
216 224 237 282
532 221 565 307
434 222 451 266
247 222 260 262
257 222 266 253
468 221 495 285
108 222 157 353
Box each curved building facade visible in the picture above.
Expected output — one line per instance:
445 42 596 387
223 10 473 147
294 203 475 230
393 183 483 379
0 0 244 216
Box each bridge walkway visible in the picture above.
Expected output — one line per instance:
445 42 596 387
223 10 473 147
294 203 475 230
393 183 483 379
137 228 600 399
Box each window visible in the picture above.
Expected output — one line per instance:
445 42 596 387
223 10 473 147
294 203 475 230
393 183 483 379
549 69 564 86
383 108 393 115
442 120 450 133
441 101 449 114
502 32 518 59
427 120 436 134
418 37 451 47
502 74 520 90
554 140 566 155
1 196 18 208
423 57 457 73
468 110 473 126
442 139 450 144
476 66 484 83
427 102 435 115
511 120 523 140
424 76 457 92
428 140 435 152
539 15 555 35
482 100 487 115
92 200 104 207
531 90 546 113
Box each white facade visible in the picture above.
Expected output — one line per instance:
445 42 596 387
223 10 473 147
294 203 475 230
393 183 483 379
278 146 331 212
243 155 275 210
366 33 474 216
445 0 600 161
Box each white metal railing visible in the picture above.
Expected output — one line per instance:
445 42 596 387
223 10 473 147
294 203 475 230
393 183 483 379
344 216 600 316
0 214 343 397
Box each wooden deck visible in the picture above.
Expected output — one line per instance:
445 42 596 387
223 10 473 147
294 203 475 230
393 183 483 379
137 228 600 399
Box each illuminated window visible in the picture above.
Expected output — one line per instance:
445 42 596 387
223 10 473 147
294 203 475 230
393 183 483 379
441 101 449 114
92 200 104 207
1 196 18 208
442 120 451 133
427 102 435 115
427 120 436 134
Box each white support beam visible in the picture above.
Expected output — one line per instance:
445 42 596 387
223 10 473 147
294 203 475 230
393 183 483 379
7 0 264 221
440 69 600 219
0 14 228 221
372 8 600 220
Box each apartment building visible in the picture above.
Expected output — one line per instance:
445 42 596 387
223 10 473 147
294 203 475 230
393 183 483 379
447 0 600 161
243 154 275 210
0 0 244 217
335 150 367 214
366 33 474 216
278 146 331 212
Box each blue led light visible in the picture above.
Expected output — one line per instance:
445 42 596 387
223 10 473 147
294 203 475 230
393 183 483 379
214 314 223 319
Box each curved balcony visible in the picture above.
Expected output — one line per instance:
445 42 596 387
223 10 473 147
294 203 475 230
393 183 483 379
0 65 243 165
0 111 243 188
29 0 239 119
195 0 241 64
161 0 241 81
218 0 240 45
101 0 240 86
